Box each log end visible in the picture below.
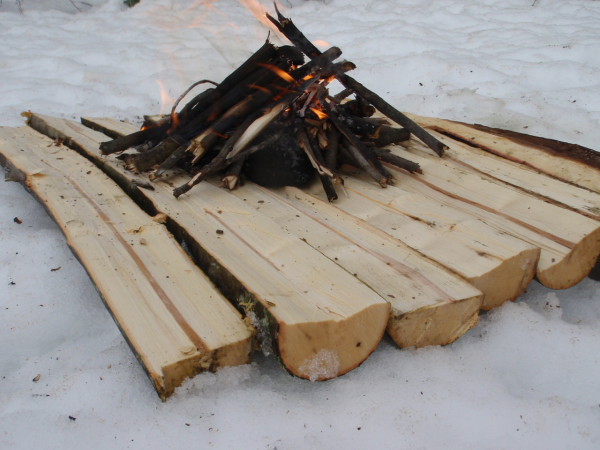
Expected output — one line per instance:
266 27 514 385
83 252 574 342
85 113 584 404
536 226 600 290
387 294 482 348
469 246 540 311
158 335 254 399
277 302 390 381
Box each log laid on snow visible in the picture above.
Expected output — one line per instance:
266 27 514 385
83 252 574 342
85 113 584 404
227 183 483 348
404 113 600 194
307 174 540 310
406 125 600 221
384 142 600 290
28 114 391 381
0 126 254 400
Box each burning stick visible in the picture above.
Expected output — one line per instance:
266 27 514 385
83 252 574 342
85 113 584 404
266 5 447 157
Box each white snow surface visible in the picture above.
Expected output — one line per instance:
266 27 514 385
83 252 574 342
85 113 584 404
1 0 600 448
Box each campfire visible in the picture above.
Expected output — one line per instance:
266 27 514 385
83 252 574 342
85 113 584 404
99 5 447 202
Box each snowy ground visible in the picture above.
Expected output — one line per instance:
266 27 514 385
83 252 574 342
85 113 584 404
1 1 600 448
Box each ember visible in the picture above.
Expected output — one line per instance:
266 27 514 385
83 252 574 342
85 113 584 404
99 5 447 201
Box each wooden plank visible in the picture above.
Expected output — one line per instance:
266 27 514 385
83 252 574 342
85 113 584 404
305 174 540 310
227 183 483 348
404 113 600 194
384 142 600 290
81 117 540 311
0 126 254 400
29 114 391 381
419 127 600 221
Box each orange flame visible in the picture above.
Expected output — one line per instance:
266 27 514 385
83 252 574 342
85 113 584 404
257 63 295 83
168 113 180 134
236 0 281 28
247 84 272 95
310 108 328 120
314 40 331 49
156 80 174 115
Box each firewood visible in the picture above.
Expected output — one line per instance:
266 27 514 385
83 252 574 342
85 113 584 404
384 143 600 290
265 7 447 157
297 125 337 202
309 171 540 310
226 183 483 348
0 126 253 400
30 115 391 381
404 112 600 198
374 148 422 174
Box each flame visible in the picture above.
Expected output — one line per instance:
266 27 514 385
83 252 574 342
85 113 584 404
211 131 229 139
168 113 180 134
310 108 328 120
247 84 272 95
314 40 331 48
156 80 174 115
236 0 281 28
257 63 295 83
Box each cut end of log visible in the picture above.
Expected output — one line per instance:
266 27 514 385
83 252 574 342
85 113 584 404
469 246 540 310
388 295 481 348
278 302 389 381
536 226 600 290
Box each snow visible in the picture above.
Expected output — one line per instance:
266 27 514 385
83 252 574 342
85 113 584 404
1 0 600 448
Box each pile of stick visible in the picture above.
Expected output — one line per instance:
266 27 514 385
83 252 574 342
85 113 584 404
99 6 448 201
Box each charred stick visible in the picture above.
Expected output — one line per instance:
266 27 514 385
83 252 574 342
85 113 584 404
369 125 411 147
150 144 188 180
374 149 422 174
341 137 387 187
267 4 321 59
100 122 171 155
324 126 339 169
338 97 376 118
331 88 353 104
318 89 390 184
173 131 283 198
297 126 337 202
332 71 446 156
222 157 246 190
133 135 187 173
267 6 446 156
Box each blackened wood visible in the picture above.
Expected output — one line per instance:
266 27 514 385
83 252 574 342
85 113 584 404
333 72 446 156
369 125 411 147
151 145 188 180
374 149 422 174
339 98 376 118
324 126 339 169
319 89 390 184
173 132 283 198
266 7 446 157
267 4 321 59
297 126 337 202
133 135 187 173
100 122 170 155
222 157 245 190
331 88 353 104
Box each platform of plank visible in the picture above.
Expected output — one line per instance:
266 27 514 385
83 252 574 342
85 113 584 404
1 111 599 399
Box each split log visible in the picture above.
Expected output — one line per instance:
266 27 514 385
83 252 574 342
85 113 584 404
404 113 600 194
309 172 540 310
397 114 600 220
384 143 600 290
0 126 253 400
227 183 483 348
30 114 391 381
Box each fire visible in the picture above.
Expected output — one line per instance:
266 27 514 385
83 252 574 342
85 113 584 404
236 0 282 29
314 40 331 49
257 63 295 83
168 112 180 134
247 84 272 94
310 108 328 120
156 80 174 115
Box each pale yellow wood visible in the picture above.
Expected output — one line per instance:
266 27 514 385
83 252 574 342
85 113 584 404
383 141 600 290
306 174 540 310
404 112 600 194
226 183 483 348
0 126 253 400
30 115 391 381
